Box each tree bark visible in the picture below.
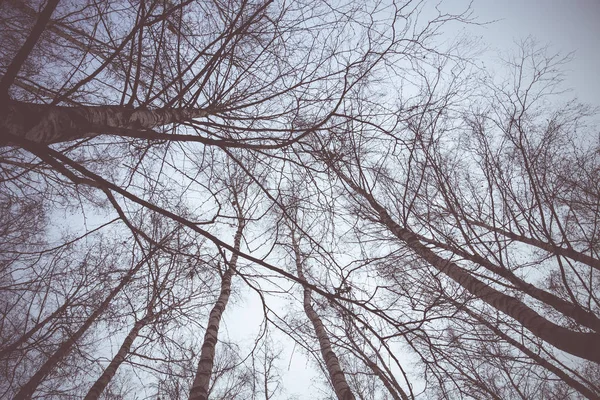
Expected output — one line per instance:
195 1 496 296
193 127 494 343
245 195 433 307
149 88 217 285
1 100 207 145
188 219 244 400
291 233 356 400
336 170 600 364
13 249 156 399
83 309 155 400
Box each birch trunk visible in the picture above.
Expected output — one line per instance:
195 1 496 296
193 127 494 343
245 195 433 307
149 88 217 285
291 233 355 400
1 100 207 145
83 309 155 400
413 232 600 332
13 250 155 400
459 304 600 400
188 219 244 400
336 170 600 364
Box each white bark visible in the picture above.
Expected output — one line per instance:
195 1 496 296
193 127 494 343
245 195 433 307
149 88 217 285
291 233 355 400
2 100 207 145
188 219 244 400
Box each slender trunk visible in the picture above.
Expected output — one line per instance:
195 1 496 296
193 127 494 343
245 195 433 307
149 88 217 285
435 351 504 400
414 232 600 332
351 345 404 400
291 233 355 400
336 171 600 363
344 323 408 400
0 0 60 98
460 304 600 400
83 309 155 400
1 100 207 145
188 219 244 400
365 361 404 400
6 0 117 60
13 250 156 399
6 0 150 100
0 300 71 359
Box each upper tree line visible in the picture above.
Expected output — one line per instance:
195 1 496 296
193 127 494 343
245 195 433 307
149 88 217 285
1 0 598 399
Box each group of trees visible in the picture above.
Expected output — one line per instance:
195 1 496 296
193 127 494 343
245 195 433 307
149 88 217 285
1 0 598 398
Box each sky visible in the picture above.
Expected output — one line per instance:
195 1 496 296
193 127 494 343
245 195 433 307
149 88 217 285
220 1 600 398
459 0 600 108
38 1 599 398
7 0 597 398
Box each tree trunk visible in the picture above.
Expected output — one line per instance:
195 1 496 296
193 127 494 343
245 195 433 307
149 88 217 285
413 232 600 332
344 321 408 400
188 219 244 400
13 250 156 399
83 309 155 400
336 170 600 364
6 0 120 64
1 100 207 145
0 0 60 98
459 303 600 400
0 299 72 359
291 233 356 400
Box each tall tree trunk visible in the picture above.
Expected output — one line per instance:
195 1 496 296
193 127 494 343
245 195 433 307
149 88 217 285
343 319 409 400
0 0 60 98
188 218 244 400
1 100 207 145
291 233 356 400
6 0 115 61
335 169 600 364
0 298 73 359
457 302 600 400
413 232 600 332
351 345 405 400
83 308 156 400
13 249 156 400
5 0 150 102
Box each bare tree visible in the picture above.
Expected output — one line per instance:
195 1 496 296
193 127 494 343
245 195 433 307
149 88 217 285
305 39 600 397
4 0 599 398
189 174 249 400
288 227 355 400
12 236 167 399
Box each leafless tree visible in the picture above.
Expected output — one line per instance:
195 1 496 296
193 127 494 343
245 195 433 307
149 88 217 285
189 155 261 400
3 0 598 399
305 40 600 398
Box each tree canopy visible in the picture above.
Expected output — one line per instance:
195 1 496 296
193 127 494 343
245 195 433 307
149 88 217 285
1 0 599 399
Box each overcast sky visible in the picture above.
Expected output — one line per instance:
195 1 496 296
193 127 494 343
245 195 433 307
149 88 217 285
223 1 600 398
461 0 600 107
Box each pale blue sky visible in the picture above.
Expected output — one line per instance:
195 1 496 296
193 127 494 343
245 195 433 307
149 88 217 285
222 3 600 398
222 2 600 398
463 0 600 106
